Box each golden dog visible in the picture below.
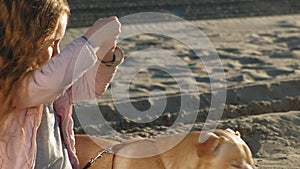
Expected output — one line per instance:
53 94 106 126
75 129 254 169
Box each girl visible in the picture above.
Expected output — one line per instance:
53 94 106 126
0 0 123 168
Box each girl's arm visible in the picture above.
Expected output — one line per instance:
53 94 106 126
72 47 124 101
19 17 120 108
21 38 98 108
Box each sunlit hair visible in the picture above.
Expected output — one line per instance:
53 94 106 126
0 0 70 132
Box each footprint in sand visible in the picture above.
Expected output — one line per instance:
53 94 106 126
266 69 295 77
218 48 241 54
238 57 265 65
269 51 294 59
277 20 300 29
275 36 300 50
249 33 274 44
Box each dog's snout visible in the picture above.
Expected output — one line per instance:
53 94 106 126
231 162 253 169
245 163 253 169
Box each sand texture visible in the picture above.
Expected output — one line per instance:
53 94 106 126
61 14 300 168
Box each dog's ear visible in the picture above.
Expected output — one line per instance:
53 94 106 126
225 128 241 137
196 132 225 157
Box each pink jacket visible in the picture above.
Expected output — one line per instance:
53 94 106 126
0 38 117 169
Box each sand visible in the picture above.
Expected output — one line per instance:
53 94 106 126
61 14 300 168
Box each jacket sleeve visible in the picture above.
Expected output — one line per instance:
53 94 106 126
71 62 117 102
52 62 117 169
20 38 98 108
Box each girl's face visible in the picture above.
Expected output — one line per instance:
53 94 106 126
40 14 68 65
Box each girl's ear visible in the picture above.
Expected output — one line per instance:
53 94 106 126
196 132 225 157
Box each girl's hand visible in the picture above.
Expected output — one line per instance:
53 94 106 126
84 16 121 49
98 46 124 67
100 47 115 63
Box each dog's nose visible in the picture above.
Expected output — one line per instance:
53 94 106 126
245 163 253 169
231 163 253 169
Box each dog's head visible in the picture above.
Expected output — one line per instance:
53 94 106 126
196 129 254 169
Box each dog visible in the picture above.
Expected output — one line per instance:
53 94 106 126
75 129 254 169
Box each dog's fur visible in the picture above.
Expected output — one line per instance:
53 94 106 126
75 129 254 169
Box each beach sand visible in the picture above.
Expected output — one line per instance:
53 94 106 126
61 14 300 168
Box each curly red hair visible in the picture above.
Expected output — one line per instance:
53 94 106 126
0 0 70 132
